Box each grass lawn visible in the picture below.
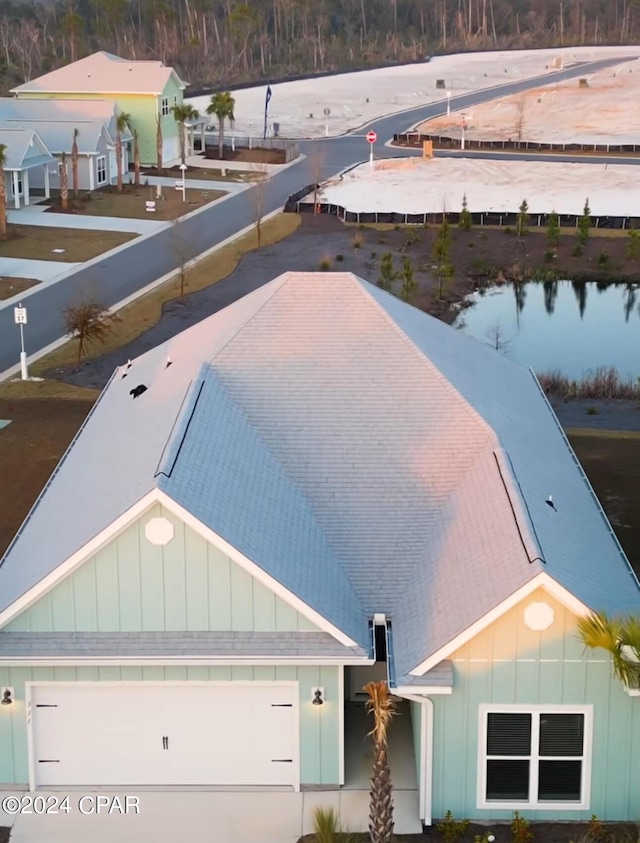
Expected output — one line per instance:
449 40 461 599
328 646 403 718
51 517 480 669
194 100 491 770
0 225 136 262
46 184 226 221
141 165 258 182
0 277 39 300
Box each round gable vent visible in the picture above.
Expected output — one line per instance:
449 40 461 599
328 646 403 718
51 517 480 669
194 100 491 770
145 516 175 546
524 601 555 631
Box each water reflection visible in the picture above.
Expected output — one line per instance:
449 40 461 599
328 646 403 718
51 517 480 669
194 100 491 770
456 279 640 380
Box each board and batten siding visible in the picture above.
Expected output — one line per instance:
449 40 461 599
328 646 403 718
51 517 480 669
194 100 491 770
0 665 340 787
5 504 320 634
430 588 640 821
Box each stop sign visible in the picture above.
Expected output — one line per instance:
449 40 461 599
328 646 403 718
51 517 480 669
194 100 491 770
366 130 377 143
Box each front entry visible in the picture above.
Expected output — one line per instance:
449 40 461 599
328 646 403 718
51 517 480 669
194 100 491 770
29 683 298 788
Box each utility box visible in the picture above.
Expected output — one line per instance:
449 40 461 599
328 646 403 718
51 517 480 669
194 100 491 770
422 140 434 158
436 79 446 89
579 77 589 87
552 56 563 68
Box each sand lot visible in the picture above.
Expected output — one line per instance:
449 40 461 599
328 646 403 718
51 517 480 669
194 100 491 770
418 57 640 145
187 46 639 139
310 157 639 216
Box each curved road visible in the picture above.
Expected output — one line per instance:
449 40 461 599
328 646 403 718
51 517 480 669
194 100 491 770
0 55 636 374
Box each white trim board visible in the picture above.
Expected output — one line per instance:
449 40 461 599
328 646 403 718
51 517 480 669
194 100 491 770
476 703 593 812
0 657 373 668
410 573 591 676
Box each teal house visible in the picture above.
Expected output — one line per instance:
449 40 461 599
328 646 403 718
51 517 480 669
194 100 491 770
0 272 639 826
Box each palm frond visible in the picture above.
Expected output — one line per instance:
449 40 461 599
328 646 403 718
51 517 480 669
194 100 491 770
576 612 621 653
364 681 397 745
577 611 640 687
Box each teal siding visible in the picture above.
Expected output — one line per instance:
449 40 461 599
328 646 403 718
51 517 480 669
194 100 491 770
410 700 422 791
431 589 640 822
5 505 320 634
0 666 340 786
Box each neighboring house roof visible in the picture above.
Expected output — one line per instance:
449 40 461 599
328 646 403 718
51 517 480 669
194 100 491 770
0 119 110 155
0 127 54 170
0 98 130 148
0 272 638 680
11 51 187 96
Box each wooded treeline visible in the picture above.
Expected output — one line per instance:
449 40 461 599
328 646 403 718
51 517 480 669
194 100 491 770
0 0 638 94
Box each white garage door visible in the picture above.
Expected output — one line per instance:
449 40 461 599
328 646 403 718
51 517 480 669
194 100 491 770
30 684 298 788
162 135 179 164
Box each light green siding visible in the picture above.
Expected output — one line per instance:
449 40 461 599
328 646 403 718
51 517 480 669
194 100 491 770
410 700 423 789
16 74 183 165
0 665 340 786
431 588 640 821
5 504 320 633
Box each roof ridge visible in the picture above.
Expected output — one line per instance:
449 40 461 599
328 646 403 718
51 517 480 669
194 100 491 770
493 446 546 566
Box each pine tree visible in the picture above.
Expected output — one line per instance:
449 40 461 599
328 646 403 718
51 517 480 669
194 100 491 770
627 229 640 260
577 198 591 245
516 199 529 240
546 210 560 247
459 193 472 230
399 256 418 304
377 252 397 292
432 219 454 299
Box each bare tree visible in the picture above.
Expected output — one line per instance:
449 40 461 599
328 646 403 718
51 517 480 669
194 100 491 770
252 175 266 248
309 145 326 215
170 219 192 300
64 300 118 366
485 321 511 353
514 97 527 147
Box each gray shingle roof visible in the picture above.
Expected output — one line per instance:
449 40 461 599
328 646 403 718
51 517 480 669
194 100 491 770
0 128 53 169
0 631 366 659
0 98 126 147
1 272 638 676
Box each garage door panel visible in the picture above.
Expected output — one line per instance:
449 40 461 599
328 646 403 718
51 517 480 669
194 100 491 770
31 684 297 787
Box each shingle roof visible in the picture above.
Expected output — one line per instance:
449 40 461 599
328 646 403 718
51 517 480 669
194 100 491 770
0 127 53 169
11 51 186 96
0 97 124 146
0 631 366 659
0 119 107 154
1 272 638 676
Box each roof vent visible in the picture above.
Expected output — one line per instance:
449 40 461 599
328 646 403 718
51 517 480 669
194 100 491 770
130 384 148 399
165 356 173 369
546 495 557 511
121 359 133 379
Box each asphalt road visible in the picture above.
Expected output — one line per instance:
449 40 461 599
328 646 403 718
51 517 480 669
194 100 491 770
0 55 636 374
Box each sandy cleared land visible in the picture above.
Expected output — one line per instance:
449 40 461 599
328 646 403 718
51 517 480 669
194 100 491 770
418 57 640 144
187 46 638 140
309 156 638 216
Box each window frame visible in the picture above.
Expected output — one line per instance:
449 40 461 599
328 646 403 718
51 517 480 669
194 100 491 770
161 96 170 116
96 155 107 186
477 704 593 811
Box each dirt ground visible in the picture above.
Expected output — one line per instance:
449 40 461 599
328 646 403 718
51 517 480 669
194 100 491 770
0 277 39 300
0 398 95 556
202 145 286 164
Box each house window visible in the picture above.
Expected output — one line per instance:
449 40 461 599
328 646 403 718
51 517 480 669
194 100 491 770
478 705 591 810
161 96 170 116
173 95 178 105
96 156 107 185
12 174 23 197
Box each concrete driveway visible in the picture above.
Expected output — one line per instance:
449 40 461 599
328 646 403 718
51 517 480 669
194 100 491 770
1 788 420 842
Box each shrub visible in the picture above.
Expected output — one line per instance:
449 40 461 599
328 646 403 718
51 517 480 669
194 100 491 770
377 252 397 292
511 812 533 843
627 229 640 260
370 251 377 260
504 226 513 235
352 233 364 249
597 250 610 268
544 249 555 263
335 254 345 262
577 198 591 245
312 806 359 843
405 228 420 247
586 407 599 415
573 243 584 257
536 367 640 400
587 814 610 843
318 256 333 271
437 810 470 843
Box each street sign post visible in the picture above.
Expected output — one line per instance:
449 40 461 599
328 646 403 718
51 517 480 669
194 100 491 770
323 107 331 137
13 303 28 380
366 130 377 168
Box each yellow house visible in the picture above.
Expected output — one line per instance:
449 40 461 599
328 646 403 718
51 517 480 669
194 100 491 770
11 51 188 167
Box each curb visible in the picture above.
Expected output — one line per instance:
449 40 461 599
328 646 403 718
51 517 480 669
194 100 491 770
0 207 284 384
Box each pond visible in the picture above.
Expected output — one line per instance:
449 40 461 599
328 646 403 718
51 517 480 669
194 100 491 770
455 279 640 381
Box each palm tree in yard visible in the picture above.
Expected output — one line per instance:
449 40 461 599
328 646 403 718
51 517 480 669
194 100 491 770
0 144 7 239
115 112 130 193
60 151 69 211
171 103 200 166
364 681 397 843
156 114 163 174
206 91 235 161
71 128 80 199
133 129 141 187
578 611 640 689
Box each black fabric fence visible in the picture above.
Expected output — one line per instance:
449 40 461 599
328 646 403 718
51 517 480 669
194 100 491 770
393 132 640 155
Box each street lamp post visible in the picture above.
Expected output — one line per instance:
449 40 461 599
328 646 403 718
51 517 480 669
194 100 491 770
446 91 451 116
178 163 187 203
461 112 467 151
323 107 331 137
13 303 28 381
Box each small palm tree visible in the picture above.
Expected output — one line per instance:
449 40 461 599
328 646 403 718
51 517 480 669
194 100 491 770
171 103 200 166
577 612 640 689
133 129 141 187
364 681 397 843
206 91 235 161
115 112 130 193
0 143 7 239
156 114 163 174
60 151 69 211
71 128 80 199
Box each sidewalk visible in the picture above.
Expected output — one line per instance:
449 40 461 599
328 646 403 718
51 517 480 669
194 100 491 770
7 207 168 235
135 174 247 194
0 258 81 282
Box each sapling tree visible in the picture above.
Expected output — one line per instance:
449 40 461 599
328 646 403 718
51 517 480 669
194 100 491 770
627 229 640 260
399 256 418 304
432 218 454 299
546 210 560 246
577 198 591 245
377 252 397 292
459 193 472 231
64 299 118 366
516 199 529 240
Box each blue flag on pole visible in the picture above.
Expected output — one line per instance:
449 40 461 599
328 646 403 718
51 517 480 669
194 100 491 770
265 85 273 106
264 85 273 139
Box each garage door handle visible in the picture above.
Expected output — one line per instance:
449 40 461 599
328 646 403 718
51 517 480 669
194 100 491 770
162 736 169 750
271 759 293 763
271 703 293 707
38 759 60 763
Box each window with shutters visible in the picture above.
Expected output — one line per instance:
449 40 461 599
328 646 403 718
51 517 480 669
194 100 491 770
477 705 592 810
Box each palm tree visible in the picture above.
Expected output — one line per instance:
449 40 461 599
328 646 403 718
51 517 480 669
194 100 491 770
133 129 141 188
206 91 235 161
577 612 640 689
0 144 7 239
115 112 130 193
364 681 397 843
71 128 80 199
60 151 69 211
156 114 163 174
171 103 200 166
